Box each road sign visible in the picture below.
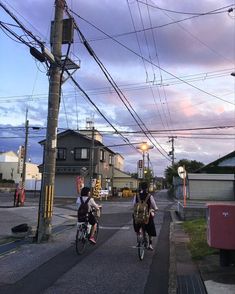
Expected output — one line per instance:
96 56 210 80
178 166 186 179
80 166 88 176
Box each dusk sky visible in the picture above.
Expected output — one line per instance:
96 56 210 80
0 0 235 177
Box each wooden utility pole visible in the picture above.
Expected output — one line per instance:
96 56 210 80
21 109 29 196
90 126 95 188
36 0 65 242
169 136 177 165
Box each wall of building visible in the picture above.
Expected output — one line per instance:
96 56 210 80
55 174 79 198
188 173 235 201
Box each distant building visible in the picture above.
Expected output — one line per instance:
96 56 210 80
0 151 41 191
113 168 138 191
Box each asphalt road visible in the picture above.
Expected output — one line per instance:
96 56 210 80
0 190 175 294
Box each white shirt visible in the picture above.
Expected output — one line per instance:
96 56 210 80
76 196 100 212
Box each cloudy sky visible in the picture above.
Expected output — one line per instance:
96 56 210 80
0 0 235 176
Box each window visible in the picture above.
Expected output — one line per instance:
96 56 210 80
100 149 105 161
109 154 113 165
57 148 66 160
74 148 90 160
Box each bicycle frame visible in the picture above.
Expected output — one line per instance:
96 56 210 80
75 209 100 255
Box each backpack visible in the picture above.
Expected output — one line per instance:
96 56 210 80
133 194 151 225
77 197 90 221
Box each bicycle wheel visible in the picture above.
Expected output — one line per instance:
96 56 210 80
137 230 145 261
75 227 87 255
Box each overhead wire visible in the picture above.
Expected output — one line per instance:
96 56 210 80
70 10 234 106
144 0 174 132
64 69 139 152
80 4 235 42
152 1 233 63
126 0 149 82
136 0 156 82
72 20 171 160
136 1 234 16
0 1 44 48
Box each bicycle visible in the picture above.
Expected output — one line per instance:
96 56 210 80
137 224 149 261
75 208 100 255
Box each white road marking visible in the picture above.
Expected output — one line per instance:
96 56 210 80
99 226 130 230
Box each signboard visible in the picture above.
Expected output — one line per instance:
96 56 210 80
137 160 143 179
93 179 101 198
138 168 143 179
80 166 88 176
17 145 25 174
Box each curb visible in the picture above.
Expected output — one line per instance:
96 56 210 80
168 221 177 294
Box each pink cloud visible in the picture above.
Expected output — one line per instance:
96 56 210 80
179 98 199 117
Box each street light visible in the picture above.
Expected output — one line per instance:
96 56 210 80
137 142 154 179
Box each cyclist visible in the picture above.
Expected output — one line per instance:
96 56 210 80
76 186 101 244
133 182 158 250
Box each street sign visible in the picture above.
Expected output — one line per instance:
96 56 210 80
177 166 187 207
178 166 186 179
80 166 88 176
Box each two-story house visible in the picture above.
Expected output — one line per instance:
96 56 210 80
39 129 116 197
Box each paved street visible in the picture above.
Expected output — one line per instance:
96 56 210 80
0 190 175 294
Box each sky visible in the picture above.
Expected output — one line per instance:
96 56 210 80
0 0 235 177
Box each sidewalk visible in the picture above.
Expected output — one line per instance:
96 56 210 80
170 210 235 294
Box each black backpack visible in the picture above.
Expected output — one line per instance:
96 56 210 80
77 197 90 221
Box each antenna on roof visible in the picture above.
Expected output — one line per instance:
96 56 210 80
86 116 94 130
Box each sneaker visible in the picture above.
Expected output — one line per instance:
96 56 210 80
89 236 96 244
148 244 153 251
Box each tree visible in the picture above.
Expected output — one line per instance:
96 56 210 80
164 159 204 187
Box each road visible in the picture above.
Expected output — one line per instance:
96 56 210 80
0 190 175 294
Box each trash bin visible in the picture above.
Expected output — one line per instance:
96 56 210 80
207 203 235 266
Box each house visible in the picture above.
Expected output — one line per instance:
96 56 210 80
0 151 41 191
187 150 235 201
39 129 116 197
195 150 235 174
113 168 138 194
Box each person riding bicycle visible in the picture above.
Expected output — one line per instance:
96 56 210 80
76 186 101 244
133 182 158 250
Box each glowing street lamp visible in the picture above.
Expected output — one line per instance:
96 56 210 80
137 142 154 179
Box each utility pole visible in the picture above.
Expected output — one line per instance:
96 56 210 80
36 0 65 242
89 126 95 189
22 109 29 190
168 136 177 165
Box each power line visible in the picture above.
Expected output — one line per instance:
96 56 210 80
118 125 235 134
136 1 234 16
66 10 171 160
126 0 149 81
71 11 234 106
64 70 139 152
78 4 234 42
